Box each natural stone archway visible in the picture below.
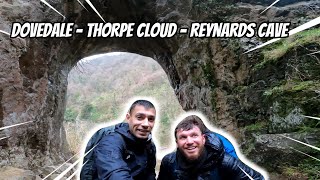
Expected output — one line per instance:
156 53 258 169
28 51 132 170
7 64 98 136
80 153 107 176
1 0 320 178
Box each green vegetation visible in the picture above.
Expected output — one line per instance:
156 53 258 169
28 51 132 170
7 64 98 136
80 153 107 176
191 0 232 20
244 121 268 133
242 138 255 156
202 63 218 112
202 63 216 89
64 53 184 150
64 108 78 122
262 80 320 132
193 0 222 11
282 166 307 179
263 80 319 113
254 28 320 70
80 104 96 120
263 80 320 98
255 28 320 127
233 85 248 93
283 158 320 179
297 126 318 133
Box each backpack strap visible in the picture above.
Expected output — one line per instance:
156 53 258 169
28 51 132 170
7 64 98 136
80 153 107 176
146 141 156 168
80 125 117 180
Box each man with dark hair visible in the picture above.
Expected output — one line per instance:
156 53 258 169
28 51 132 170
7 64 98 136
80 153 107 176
84 99 157 180
158 115 265 180
175 115 238 159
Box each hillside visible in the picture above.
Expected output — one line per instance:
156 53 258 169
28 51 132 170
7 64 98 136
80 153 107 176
64 53 184 150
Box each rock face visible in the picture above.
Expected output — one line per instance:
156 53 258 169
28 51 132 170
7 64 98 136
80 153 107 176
249 130 320 170
0 166 40 180
0 0 319 178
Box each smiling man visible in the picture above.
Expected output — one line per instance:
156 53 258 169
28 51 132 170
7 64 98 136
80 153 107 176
92 100 157 180
158 115 264 180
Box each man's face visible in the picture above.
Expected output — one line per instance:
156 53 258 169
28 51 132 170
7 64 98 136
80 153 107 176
176 126 206 161
126 105 156 139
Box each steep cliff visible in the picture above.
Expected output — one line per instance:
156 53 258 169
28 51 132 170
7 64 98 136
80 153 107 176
0 0 319 178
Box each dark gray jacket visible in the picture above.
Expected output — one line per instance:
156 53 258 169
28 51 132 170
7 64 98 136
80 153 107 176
158 133 264 180
94 123 156 180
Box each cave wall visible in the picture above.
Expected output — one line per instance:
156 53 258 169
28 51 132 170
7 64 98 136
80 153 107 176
0 0 319 178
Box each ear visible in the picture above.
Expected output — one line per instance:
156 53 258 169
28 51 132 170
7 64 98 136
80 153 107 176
202 134 206 144
125 113 130 122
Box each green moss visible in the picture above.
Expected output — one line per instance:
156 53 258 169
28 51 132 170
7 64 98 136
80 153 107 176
193 0 223 11
263 80 320 98
244 121 268 133
291 81 317 91
202 64 216 89
297 126 318 133
263 86 283 97
283 166 300 177
242 138 255 156
283 167 306 178
283 159 320 179
228 39 242 54
262 80 320 121
233 85 248 93
281 138 320 178
210 92 217 112
254 28 320 70
200 55 219 112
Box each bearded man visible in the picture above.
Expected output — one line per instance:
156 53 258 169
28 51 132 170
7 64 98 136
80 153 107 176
158 115 265 180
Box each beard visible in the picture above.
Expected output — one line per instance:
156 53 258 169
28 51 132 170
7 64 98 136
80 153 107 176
181 145 206 162
177 146 208 174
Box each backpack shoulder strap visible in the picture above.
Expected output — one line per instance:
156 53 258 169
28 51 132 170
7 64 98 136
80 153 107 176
214 133 238 159
85 125 116 152
80 125 117 179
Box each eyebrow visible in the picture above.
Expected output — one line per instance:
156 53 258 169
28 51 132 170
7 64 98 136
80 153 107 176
135 113 155 118
178 134 186 138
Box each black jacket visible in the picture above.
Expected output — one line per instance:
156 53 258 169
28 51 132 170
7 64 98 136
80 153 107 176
158 133 264 180
94 123 156 180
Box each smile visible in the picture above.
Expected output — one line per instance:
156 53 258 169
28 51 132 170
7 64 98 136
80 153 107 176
137 129 149 133
185 146 197 152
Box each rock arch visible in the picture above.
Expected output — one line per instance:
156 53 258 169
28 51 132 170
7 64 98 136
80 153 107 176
1 0 319 177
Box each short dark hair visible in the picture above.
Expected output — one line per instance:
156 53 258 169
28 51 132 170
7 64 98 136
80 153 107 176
174 115 208 139
128 100 155 114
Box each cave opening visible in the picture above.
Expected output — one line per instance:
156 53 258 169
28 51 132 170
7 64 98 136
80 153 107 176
64 52 184 154
1 0 319 178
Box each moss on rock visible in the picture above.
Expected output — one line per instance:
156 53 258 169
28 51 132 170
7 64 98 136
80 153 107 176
254 29 320 70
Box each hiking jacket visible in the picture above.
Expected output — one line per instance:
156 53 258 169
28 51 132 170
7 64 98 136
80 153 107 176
158 133 264 180
206 131 238 158
94 123 156 180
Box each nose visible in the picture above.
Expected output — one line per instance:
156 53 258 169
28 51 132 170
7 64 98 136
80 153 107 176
141 118 149 128
186 136 193 144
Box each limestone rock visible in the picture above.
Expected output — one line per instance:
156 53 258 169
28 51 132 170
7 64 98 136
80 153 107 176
247 130 320 172
0 0 319 178
0 166 41 180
